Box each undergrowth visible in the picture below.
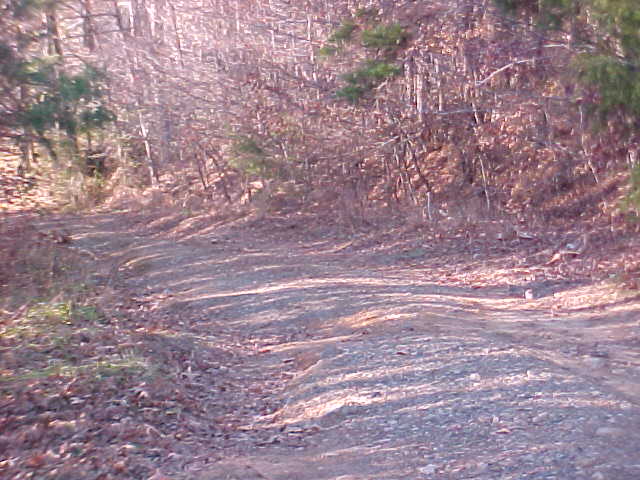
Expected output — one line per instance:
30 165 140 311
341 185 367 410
0 214 145 388
0 215 180 478
337 60 402 103
623 161 640 217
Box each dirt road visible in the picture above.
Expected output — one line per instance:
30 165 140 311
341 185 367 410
42 212 640 479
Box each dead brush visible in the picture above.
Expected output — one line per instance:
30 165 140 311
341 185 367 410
0 214 90 314
0 215 224 480
1 214 117 390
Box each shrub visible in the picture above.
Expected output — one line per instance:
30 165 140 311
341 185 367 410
577 54 640 122
229 135 268 176
346 60 402 85
336 84 368 103
232 135 264 156
361 23 407 49
493 0 573 27
328 21 357 44
318 45 339 57
623 161 640 214
323 18 405 104
355 7 379 19
337 60 402 103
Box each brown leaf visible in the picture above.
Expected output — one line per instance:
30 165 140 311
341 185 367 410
148 469 173 480
24 454 46 468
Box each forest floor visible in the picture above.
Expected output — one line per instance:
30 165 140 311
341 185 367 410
3 205 640 479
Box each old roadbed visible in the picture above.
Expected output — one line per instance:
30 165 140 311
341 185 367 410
17 212 640 479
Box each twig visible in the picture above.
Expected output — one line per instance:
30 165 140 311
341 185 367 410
475 58 537 87
426 191 433 222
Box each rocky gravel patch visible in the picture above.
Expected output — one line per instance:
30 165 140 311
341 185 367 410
246 333 640 479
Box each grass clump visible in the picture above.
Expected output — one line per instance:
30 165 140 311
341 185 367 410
25 300 106 326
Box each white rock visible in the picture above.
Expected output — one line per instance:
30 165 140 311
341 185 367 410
584 357 607 369
532 412 549 424
595 426 625 438
418 464 437 475
575 457 598 468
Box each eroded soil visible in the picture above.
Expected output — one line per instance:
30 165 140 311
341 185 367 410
29 211 640 479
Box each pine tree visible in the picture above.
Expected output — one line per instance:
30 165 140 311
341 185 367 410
495 0 640 208
0 0 114 172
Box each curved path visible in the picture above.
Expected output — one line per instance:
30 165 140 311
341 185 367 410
41 212 640 479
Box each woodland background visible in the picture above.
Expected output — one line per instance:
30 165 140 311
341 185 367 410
2 0 640 227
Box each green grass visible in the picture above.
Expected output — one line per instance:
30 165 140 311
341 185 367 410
1 354 150 384
0 295 145 386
